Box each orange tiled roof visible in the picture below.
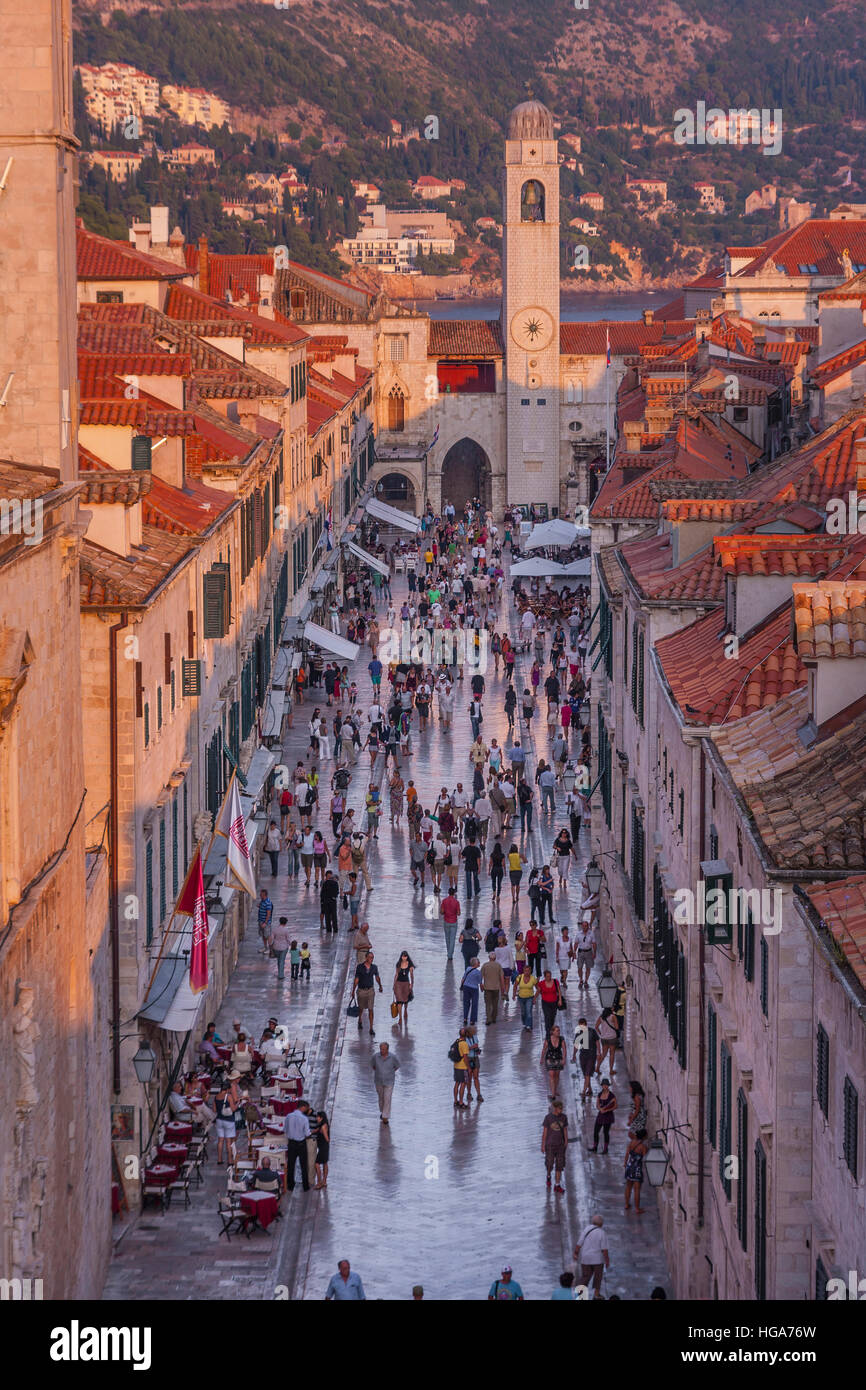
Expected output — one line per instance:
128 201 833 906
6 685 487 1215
656 603 805 726
793 580 866 659
80 527 195 608
618 529 725 603
428 319 503 357
163 283 309 346
805 874 866 990
77 227 187 282
661 498 758 523
730 219 866 278
714 534 849 578
560 320 694 356
810 340 866 388
711 690 866 871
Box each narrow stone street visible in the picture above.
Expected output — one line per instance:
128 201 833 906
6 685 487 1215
104 536 671 1301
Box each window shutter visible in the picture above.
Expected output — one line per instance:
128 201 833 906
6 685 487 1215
157 685 163 730
631 622 637 709
736 1089 748 1249
170 669 176 712
135 660 143 717
678 789 684 836
143 701 150 748
677 946 687 1069
145 840 154 946
159 816 166 922
203 569 227 639
843 1076 859 1178
637 630 644 724
705 870 734 946
707 1004 717 1146
171 797 179 898
719 1042 732 1197
164 632 172 685
754 1141 767 1300
744 911 755 982
816 1024 829 1117
183 781 189 872
182 659 202 697
254 491 264 557
759 936 769 1015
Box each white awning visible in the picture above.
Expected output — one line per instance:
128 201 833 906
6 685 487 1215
365 497 421 533
272 645 290 688
262 689 288 739
303 621 360 661
557 559 592 578
346 540 390 577
239 747 277 821
510 557 565 577
138 913 221 1031
524 519 591 550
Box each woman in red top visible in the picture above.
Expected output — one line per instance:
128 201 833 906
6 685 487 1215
537 970 563 1038
526 924 545 977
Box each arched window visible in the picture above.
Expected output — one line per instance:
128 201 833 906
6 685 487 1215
387 387 405 432
770 309 781 320
521 179 545 222
565 380 584 404
758 310 769 320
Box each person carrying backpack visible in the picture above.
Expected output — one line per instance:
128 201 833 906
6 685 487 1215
450 1028 470 1108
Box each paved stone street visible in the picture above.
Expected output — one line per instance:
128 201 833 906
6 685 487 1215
104 540 671 1301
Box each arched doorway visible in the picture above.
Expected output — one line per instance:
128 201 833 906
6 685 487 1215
440 438 491 513
376 472 417 512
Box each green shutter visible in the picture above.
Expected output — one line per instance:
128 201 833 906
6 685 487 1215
172 797 179 898
843 1077 859 1178
170 669 176 712
707 1004 717 1146
159 816 166 922
157 685 163 730
183 781 189 872
736 1089 748 1249
145 840 154 946
182 659 202 696
203 569 227 639
816 1025 829 1117
760 936 769 1015
719 1041 732 1198
754 1141 767 1299
744 910 755 982
143 701 150 748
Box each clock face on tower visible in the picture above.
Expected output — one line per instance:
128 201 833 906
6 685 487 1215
510 305 554 354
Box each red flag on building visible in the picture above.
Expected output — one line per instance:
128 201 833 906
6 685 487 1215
177 845 209 994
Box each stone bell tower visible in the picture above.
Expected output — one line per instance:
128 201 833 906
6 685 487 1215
502 100 560 510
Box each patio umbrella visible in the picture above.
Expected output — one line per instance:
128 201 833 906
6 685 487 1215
510 557 566 577
524 519 591 550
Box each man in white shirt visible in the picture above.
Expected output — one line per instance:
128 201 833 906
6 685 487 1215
473 791 492 845
284 1100 312 1191
499 776 515 828
574 921 596 986
573 1215 609 1300
451 782 468 831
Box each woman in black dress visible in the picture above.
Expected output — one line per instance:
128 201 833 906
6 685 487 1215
392 951 415 1024
489 839 505 900
313 1110 331 1189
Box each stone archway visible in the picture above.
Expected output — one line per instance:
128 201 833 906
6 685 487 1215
375 471 417 512
440 437 492 513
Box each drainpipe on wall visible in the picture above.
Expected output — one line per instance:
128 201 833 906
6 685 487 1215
109 610 130 1094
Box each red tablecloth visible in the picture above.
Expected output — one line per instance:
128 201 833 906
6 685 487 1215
216 1045 232 1060
165 1121 193 1141
269 1097 293 1116
193 1074 212 1091
240 1191 279 1229
264 1120 284 1136
157 1142 188 1163
145 1164 178 1187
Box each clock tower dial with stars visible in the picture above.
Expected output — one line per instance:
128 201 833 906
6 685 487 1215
501 99 561 509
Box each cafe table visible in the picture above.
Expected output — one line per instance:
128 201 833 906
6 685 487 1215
239 1190 279 1232
165 1121 193 1142
157 1141 189 1164
145 1164 178 1187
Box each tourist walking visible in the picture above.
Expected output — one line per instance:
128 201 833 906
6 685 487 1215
392 951 415 1024
541 1098 569 1193
285 1100 312 1192
440 887 461 960
451 1026 470 1107
371 1041 400 1123
541 1023 566 1099
460 957 482 1026
624 1130 649 1212
590 1078 617 1153
325 1260 366 1301
267 915 291 981
595 1007 620 1076
481 951 505 1023
573 1017 598 1100
513 963 538 1032
351 951 383 1035
573 1216 609 1300
488 1266 524 1301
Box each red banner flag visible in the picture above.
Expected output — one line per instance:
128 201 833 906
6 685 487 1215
177 846 209 995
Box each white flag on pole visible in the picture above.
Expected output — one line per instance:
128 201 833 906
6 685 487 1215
213 772 257 897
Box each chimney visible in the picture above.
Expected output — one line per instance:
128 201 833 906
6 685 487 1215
784 326 797 342
752 321 766 346
198 234 209 296
711 296 726 318
794 581 866 730
622 419 644 450
150 205 169 246
642 308 654 326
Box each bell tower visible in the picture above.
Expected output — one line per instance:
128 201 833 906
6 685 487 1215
502 101 560 510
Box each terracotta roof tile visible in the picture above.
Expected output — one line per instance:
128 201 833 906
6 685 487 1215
805 874 866 991
793 580 866 659
656 604 806 726
730 219 866 278
810 340 866 388
80 526 195 608
712 691 866 871
661 498 758 523
619 529 725 603
714 534 848 578
561 320 694 356
77 227 187 282
427 319 503 357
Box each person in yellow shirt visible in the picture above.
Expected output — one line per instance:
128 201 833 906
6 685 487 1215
452 1026 470 1108
512 963 539 1032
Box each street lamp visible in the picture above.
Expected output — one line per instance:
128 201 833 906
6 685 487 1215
585 858 603 895
132 1039 157 1085
644 1124 693 1187
644 1138 670 1188
597 968 619 1010
563 761 577 795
